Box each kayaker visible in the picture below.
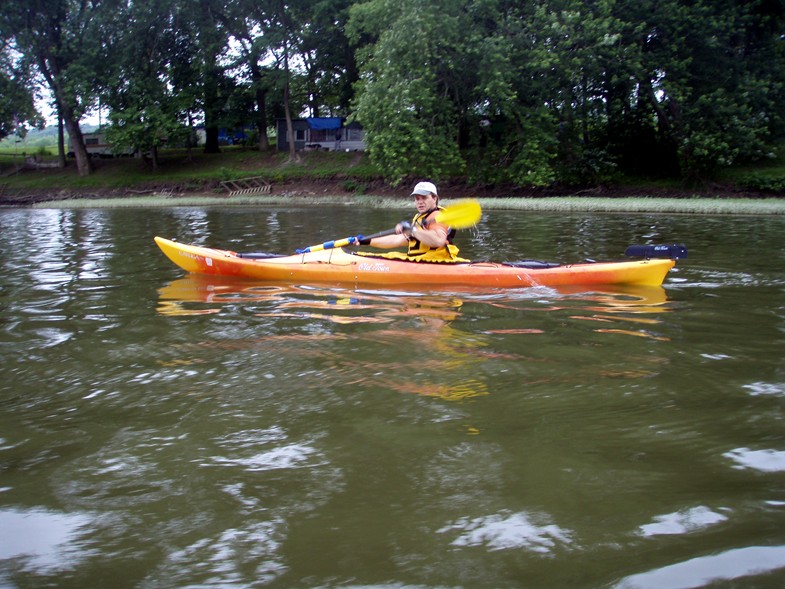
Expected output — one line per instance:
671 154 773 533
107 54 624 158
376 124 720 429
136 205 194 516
362 181 468 263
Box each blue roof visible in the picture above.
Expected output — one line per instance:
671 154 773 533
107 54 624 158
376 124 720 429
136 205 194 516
306 117 342 130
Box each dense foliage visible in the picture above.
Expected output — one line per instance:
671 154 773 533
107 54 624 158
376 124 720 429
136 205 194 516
2 0 783 184
0 44 42 141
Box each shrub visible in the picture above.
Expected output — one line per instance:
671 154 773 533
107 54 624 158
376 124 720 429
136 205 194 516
342 179 368 194
736 173 785 194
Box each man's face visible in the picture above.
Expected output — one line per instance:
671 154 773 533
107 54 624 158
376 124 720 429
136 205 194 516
414 193 437 213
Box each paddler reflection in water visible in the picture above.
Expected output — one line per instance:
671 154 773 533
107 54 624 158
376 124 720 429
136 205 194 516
359 181 469 263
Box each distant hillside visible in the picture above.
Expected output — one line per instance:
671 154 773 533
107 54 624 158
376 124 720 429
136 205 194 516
0 124 99 151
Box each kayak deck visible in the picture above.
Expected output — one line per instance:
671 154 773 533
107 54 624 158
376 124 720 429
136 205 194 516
154 236 677 288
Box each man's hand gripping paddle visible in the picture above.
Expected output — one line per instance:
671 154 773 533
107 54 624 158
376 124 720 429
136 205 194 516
296 199 482 254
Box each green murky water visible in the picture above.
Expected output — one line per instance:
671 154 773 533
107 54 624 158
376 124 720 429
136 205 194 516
1 206 784 588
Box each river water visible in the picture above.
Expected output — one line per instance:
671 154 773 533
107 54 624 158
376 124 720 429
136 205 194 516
1 205 784 588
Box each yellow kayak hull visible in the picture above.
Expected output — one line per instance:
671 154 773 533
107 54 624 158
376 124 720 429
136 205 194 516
154 236 676 288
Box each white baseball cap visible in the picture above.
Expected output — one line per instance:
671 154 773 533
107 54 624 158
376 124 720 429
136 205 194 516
410 181 438 197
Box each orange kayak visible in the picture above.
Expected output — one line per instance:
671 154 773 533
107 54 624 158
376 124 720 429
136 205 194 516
154 236 679 288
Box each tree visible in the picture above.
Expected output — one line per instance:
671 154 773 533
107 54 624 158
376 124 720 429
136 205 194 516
194 0 229 154
265 0 307 161
0 41 42 141
522 0 626 184
605 0 785 179
216 0 275 151
294 0 359 117
2 0 123 176
348 0 471 183
460 0 562 186
101 0 192 169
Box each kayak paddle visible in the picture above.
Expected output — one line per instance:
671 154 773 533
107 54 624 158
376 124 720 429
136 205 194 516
296 199 482 254
431 199 482 228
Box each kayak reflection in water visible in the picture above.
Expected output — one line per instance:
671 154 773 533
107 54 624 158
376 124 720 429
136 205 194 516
358 181 469 263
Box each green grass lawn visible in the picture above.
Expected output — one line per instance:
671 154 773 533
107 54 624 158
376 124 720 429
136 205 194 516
0 147 382 192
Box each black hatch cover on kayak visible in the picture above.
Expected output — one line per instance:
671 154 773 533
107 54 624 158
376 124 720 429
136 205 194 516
625 244 688 259
502 260 562 269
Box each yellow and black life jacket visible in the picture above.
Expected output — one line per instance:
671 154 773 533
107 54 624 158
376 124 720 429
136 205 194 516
405 207 460 260
356 206 469 263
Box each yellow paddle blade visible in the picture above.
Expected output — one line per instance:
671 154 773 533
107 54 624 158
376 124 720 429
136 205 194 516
434 199 482 229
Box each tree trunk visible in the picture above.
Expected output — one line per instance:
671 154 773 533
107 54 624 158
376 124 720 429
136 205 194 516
150 145 159 171
203 61 221 155
62 115 93 177
283 44 299 162
57 110 66 168
255 99 269 151
36 51 92 175
201 7 222 155
186 112 195 162
204 126 220 153
251 60 270 151
643 78 675 136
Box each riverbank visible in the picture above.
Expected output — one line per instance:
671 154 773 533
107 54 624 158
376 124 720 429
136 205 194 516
2 148 783 213
0 176 779 215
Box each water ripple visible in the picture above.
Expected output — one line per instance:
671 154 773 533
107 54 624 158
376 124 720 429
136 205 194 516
638 506 728 537
724 447 785 472
744 381 785 397
615 545 785 588
0 508 95 573
437 510 573 553
209 442 321 472
146 520 288 587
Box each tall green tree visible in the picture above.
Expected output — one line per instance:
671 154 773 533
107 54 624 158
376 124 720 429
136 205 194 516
603 0 785 179
103 0 192 169
263 0 310 161
193 0 229 154
348 0 474 183
349 0 785 185
294 0 359 117
216 0 275 150
0 40 42 140
2 0 123 176
524 0 627 184
460 0 562 187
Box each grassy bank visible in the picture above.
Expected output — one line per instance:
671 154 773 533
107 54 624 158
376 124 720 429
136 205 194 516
28 193 785 215
0 148 380 192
